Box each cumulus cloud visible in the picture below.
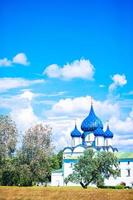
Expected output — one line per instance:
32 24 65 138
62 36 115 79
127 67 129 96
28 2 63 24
0 90 40 132
0 53 30 67
109 74 127 92
0 90 133 151
0 77 44 92
47 96 120 120
43 59 95 80
12 53 29 65
45 96 133 151
20 90 35 101
0 58 12 66
11 106 39 132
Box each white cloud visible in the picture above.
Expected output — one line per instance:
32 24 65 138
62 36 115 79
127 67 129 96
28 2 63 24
0 77 44 92
12 53 30 65
0 91 132 151
109 74 127 92
0 58 12 66
20 90 35 101
44 59 95 80
0 90 40 132
11 106 39 132
45 96 133 151
48 96 120 120
0 53 30 67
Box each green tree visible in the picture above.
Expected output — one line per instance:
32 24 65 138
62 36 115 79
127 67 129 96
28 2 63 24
0 157 19 186
19 123 53 184
19 164 32 186
64 177 71 186
50 150 63 171
69 149 119 189
0 115 18 185
0 115 18 160
57 150 63 169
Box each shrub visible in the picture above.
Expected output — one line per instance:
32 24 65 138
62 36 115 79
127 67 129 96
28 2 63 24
115 184 125 189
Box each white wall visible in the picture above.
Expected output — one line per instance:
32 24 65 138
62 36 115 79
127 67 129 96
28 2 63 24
71 137 81 147
87 133 95 142
51 172 64 186
63 161 74 178
95 136 104 146
105 138 112 146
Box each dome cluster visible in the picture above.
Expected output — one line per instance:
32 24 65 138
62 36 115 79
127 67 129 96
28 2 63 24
70 103 113 139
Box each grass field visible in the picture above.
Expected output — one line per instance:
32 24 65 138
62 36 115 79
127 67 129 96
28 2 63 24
0 186 133 200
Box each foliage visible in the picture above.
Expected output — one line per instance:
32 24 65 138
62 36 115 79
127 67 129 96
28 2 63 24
115 184 125 189
19 164 32 186
69 149 120 188
0 115 18 160
0 115 64 186
50 150 63 170
18 124 53 184
0 116 18 185
64 176 71 186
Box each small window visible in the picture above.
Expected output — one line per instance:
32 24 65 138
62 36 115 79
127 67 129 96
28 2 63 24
127 169 130 177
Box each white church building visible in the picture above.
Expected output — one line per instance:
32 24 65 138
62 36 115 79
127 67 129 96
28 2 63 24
51 100 133 187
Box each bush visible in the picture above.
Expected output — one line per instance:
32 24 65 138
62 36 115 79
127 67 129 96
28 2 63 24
98 185 125 189
115 184 125 189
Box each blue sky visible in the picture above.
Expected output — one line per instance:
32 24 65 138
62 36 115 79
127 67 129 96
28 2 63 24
0 0 133 151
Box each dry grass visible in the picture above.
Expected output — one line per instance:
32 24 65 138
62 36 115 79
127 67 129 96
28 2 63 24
0 186 133 200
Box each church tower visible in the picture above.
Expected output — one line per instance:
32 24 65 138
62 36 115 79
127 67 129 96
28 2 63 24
70 123 81 147
104 122 113 146
81 98 103 146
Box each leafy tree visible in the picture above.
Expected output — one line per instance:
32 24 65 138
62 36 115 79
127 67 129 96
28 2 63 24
0 115 18 160
64 177 71 186
50 154 60 170
69 149 120 189
19 124 53 184
0 157 19 186
19 164 32 186
50 150 63 171
57 150 63 169
0 115 18 185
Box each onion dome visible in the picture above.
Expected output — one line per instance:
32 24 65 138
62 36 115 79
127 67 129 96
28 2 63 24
104 124 113 138
71 124 81 137
81 104 103 132
94 126 105 137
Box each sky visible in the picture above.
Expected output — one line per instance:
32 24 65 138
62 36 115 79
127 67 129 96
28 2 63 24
0 0 133 152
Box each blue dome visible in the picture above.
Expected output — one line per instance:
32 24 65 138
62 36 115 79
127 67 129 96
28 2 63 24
104 125 113 138
94 126 105 137
81 104 103 132
71 124 81 137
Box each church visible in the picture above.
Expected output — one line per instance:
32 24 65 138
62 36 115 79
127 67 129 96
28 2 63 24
51 100 133 187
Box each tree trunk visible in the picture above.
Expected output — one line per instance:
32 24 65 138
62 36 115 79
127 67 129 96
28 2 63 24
80 182 88 189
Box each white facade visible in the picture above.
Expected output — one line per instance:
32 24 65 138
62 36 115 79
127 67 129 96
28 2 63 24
95 136 105 146
71 137 81 147
105 138 112 146
51 170 64 186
